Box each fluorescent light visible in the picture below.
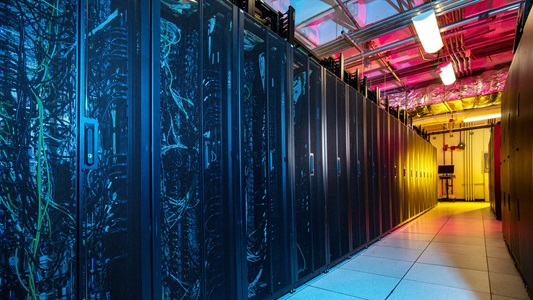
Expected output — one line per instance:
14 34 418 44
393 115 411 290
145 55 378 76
437 62 456 85
463 113 501 122
411 10 443 53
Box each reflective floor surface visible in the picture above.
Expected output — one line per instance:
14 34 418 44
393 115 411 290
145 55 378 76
279 202 530 300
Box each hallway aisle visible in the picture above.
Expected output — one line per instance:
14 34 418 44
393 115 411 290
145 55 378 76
280 202 530 300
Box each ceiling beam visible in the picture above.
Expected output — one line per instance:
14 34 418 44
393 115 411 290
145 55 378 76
313 0 482 57
343 1 520 66
335 0 361 30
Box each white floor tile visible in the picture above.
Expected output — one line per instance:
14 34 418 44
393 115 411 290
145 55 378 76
361 245 423 262
388 279 491 300
489 272 530 299
425 241 486 256
341 255 414 278
277 202 529 300
283 286 363 300
404 263 490 292
309 268 400 300
432 234 486 246
417 250 488 271
376 237 430 250
488 257 520 275
486 246 512 259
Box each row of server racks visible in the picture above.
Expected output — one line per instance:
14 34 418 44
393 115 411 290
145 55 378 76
0 0 437 299
500 9 533 296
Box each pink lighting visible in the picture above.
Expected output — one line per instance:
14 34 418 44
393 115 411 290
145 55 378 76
438 62 456 85
411 10 443 53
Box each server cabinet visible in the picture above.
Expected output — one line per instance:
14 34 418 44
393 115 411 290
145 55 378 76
0 1 78 298
390 117 401 226
337 80 350 258
241 18 270 299
407 129 415 218
266 31 291 296
241 15 291 299
399 124 408 222
292 51 326 281
81 1 146 298
309 59 327 272
159 1 237 299
411 134 419 215
348 88 367 249
379 109 391 233
292 50 313 280
365 100 380 240
324 71 341 262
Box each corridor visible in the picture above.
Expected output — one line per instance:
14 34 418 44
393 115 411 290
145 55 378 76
280 202 530 300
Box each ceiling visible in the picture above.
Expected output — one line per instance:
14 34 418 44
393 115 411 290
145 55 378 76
261 0 521 124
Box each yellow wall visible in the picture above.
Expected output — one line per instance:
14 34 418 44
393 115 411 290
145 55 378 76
430 127 491 200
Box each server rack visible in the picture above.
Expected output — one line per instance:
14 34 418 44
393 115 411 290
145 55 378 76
324 71 341 263
159 1 238 299
390 117 401 226
400 124 409 223
0 1 79 298
308 59 327 274
348 87 368 250
292 49 314 281
336 79 351 258
365 100 381 241
379 109 391 233
291 50 327 282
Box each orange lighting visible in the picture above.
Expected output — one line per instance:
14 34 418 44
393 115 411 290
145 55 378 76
411 10 443 54
437 62 456 85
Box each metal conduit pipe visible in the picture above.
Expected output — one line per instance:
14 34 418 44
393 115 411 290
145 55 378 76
361 11 515 68
335 0 361 30
343 1 520 66
348 0 480 44
314 0 482 57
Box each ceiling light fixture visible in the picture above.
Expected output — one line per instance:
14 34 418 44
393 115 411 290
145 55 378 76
411 10 443 53
437 62 456 85
463 113 502 123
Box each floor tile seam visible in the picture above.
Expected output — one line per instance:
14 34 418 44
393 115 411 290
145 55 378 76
359 252 419 263
304 285 369 299
421 249 488 260
426 240 487 247
487 269 520 276
373 243 428 251
338 265 408 280
489 292 529 300
481 204 494 297
401 275 491 293
389 277 493 295
414 260 489 272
